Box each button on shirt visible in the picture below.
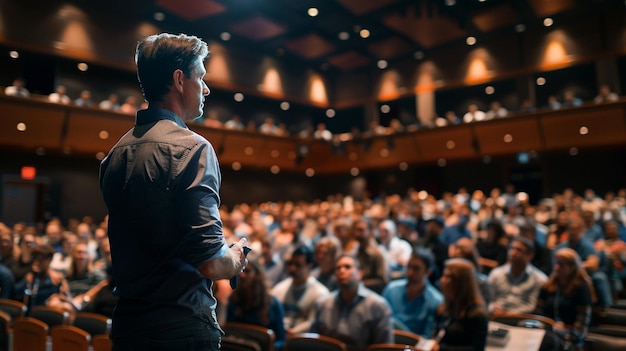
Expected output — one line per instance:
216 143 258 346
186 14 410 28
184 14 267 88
100 107 228 340
487 263 548 314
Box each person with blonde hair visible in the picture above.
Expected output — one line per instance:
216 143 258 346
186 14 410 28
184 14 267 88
534 248 594 351
434 258 488 350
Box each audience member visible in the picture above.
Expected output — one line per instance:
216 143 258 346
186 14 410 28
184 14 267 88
74 90 93 107
224 115 244 130
593 84 619 104
10 232 37 282
485 101 508 120
382 248 444 338
99 94 121 111
377 219 412 276
48 85 71 104
202 110 223 128
311 254 393 351
488 236 548 314
271 245 329 334
65 242 105 298
444 111 461 125
313 123 332 141
555 217 613 308
310 236 341 291
259 117 280 135
463 104 486 123
562 90 583 108
4 78 30 97
547 95 561 110
120 95 139 114
228 260 286 351
448 237 492 305
434 258 488 351
352 218 389 294
535 248 594 351
594 220 626 299
476 220 508 274
417 217 448 284
519 222 553 276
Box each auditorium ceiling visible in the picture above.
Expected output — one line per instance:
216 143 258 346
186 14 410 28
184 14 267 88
75 0 620 72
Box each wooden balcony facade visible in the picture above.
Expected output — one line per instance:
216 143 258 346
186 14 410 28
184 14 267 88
2 95 626 175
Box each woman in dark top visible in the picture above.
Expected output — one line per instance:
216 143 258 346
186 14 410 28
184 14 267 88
434 258 488 351
534 248 594 351
476 220 508 274
227 259 286 351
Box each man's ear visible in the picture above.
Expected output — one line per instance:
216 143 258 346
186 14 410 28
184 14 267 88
172 69 184 93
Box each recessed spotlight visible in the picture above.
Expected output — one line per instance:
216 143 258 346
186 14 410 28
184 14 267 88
232 162 241 171
485 86 495 95
9 51 19 59
445 0 456 6
98 130 109 140
399 162 408 171
96 152 106 161
77 63 88 71
220 32 231 41
305 168 315 177
280 102 290 110
466 36 477 46
503 134 513 143
326 109 336 118
153 12 165 21
437 158 447 167
515 24 526 33
579 126 589 135
377 60 388 69
380 104 390 113
338 32 350 40
350 167 360 176
307 8 319 17
543 18 553 27
413 51 424 60
536 77 546 86
359 29 370 38
569 147 578 156
234 93 244 102
16 122 27 132
270 165 280 174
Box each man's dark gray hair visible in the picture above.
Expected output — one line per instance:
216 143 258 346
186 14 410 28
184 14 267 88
135 33 209 104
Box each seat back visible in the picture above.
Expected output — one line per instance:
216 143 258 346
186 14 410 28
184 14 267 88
51 325 91 351
490 313 555 332
367 343 423 351
222 322 275 351
221 335 263 351
30 305 69 330
12 317 49 351
392 330 421 346
285 333 347 351
0 299 26 323
92 334 112 351
73 312 111 336
0 310 10 351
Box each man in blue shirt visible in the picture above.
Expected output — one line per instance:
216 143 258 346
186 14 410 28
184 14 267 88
100 33 248 351
382 248 443 338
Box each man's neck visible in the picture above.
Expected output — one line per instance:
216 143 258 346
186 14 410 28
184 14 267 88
340 285 358 303
406 280 426 299
292 275 308 287
509 263 526 278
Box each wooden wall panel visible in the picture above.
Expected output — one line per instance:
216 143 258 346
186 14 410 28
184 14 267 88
0 98 65 150
415 127 478 162
473 117 543 155
540 103 626 150
64 110 134 155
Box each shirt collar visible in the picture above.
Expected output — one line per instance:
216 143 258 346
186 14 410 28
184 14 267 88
136 107 188 129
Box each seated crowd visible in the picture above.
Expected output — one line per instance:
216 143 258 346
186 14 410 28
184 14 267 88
2 185 623 350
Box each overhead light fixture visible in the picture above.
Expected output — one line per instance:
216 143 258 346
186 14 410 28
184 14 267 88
359 29 370 39
234 93 244 102
377 60 388 69
307 8 319 17
9 51 19 59
77 63 88 71
338 32 350 40
515 24 526 33
153 12 165 21
220 32 231 41
466 36 477 46
543 18 553 27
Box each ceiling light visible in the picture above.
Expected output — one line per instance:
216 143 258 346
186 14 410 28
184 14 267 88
485 86 495 95
77 63 88 71
16 122 26 132
543 18 553 27
377 60 388 69
9 51 19 59
307 8 319 17
96 152 106 161
515 24 526 33
445 0 456 6
270 165 280 174
232 162 241 171
326 109 336 118
536 77 546 86
338 32 349 40
413 51 424 60
234 93 244 102
280 102 290 110
305 168 315 177
380 104 390 113
153 12 165 21
359 29 370 39
350 167 360 176
466 36 477 45
220 32 231 41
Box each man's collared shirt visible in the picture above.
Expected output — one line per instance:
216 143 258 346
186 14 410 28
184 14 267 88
100 107 227 340
488 263 548 314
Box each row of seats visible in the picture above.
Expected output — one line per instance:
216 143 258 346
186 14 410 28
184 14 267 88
0 298 111 351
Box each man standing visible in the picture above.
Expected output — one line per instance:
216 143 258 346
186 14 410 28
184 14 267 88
100 33 247 351
272 245 329 334
311 254 393 351
488 236 548 314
